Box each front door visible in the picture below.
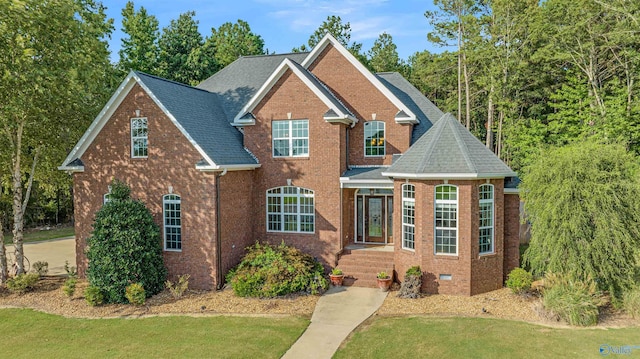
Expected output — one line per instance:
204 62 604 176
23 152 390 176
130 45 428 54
356 193 393 244
367 197 384 243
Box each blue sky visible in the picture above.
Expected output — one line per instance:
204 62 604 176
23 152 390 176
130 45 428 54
100 0 442 62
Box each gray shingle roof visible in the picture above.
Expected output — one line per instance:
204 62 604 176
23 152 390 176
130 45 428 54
136 72 257 166
376 72 444 144
383 113 516 178
341 167 391 180
197 53 309 121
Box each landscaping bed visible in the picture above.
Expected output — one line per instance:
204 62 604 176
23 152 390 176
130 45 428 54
0 276 637 328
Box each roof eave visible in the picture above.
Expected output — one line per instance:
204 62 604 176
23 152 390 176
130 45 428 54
57 165 84 173
324 114 357 126
196 163 261 172
380 172 517 180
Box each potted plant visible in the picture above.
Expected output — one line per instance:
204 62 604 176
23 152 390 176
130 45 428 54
329 268 344 286
377 271 393 292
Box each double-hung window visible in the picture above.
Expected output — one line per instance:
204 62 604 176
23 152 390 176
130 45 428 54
163 194 181 251
402 184 415 250
272 120 309 157
267 186 314 233
364 121 385 156
435 185 458 255
131 117 148 158
479 184 494 254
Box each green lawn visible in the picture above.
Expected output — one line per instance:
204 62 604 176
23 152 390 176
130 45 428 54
334 317 640 359
0 308 307 358
3 226 74 245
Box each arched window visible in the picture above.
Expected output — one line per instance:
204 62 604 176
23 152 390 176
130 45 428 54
266 186 314 233
364 121 385 156
163 194 181 251
402 184 415 250
479 184 494 254
435 185 457 255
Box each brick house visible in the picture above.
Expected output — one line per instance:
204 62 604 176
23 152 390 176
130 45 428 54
60 34 520 295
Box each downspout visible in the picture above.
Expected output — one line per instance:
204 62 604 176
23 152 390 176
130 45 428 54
338 125 350 262
215 167 228 290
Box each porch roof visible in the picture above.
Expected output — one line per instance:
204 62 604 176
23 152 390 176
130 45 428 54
340 167 393 188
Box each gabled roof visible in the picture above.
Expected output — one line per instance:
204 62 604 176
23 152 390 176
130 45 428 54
376 72 444 144
301 34 418 125
382 113 516 179
59 71 258 172
197 52 308 122
233 58 357 126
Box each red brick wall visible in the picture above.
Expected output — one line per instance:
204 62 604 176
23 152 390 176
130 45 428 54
503 193 521 280
244 69 346 267
307 44 412 166
73 83 245 290
470 179 505 295
393 179 512 296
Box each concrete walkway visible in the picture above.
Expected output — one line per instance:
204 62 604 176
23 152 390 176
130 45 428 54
282 285 388 359
6 237 76 275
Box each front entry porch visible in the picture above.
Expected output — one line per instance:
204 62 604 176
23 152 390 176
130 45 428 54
354 188 394 245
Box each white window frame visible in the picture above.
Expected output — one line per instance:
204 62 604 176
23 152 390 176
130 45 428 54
364 121 385 157
402 184 415 251
266 186 315 233
163 194 181 251
434 184 458 255
479 184 494 254
272 120 309 158
131 117 148 158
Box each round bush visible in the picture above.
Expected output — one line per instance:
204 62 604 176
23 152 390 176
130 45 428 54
84 285 104 306
125 283 146 305
86 180 167 304
226 242 328 297
505 268 533 294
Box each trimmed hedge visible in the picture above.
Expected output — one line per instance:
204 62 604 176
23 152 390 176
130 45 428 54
226 242 327 297
86 180 166 304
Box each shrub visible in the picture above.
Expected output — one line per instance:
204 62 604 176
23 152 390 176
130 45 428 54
86 180 166 303
62 278 77 298
622 286 640 318
506 268 533 294
85 286 104 306
542 272 604 326
6 273 40 294
125 283 146 305
406 266 421 277
226 242 328 297
32 261 49 276
166 274 190 299
64 261 77 278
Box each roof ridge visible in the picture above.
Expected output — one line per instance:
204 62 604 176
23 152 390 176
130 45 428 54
135 71 212 94
449 118 478 173
240 51 310 59
416 114 447 171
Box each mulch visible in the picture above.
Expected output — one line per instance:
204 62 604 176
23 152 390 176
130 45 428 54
0 276 638 328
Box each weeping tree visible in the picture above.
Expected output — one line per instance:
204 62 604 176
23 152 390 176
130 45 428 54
521 141 640 298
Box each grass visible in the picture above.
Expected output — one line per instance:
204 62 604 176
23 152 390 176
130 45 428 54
3 226 74 245
0 308 307 359
335 317 640 359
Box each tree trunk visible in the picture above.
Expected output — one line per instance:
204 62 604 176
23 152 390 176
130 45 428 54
463 52 471 129
0 221 7 283
10 120 39 275
486 83 495 150
497 110 504 158
457 18 463 123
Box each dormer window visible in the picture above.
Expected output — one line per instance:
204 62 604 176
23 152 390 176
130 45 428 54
272 120 309 157
131 117 148 158
364 121 385 156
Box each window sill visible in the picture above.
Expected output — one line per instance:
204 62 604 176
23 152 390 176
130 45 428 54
478 252 496 258
266 231 316 235
401 247 415 253
164 249 182 252
434 254 459 260
271 156 310 161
